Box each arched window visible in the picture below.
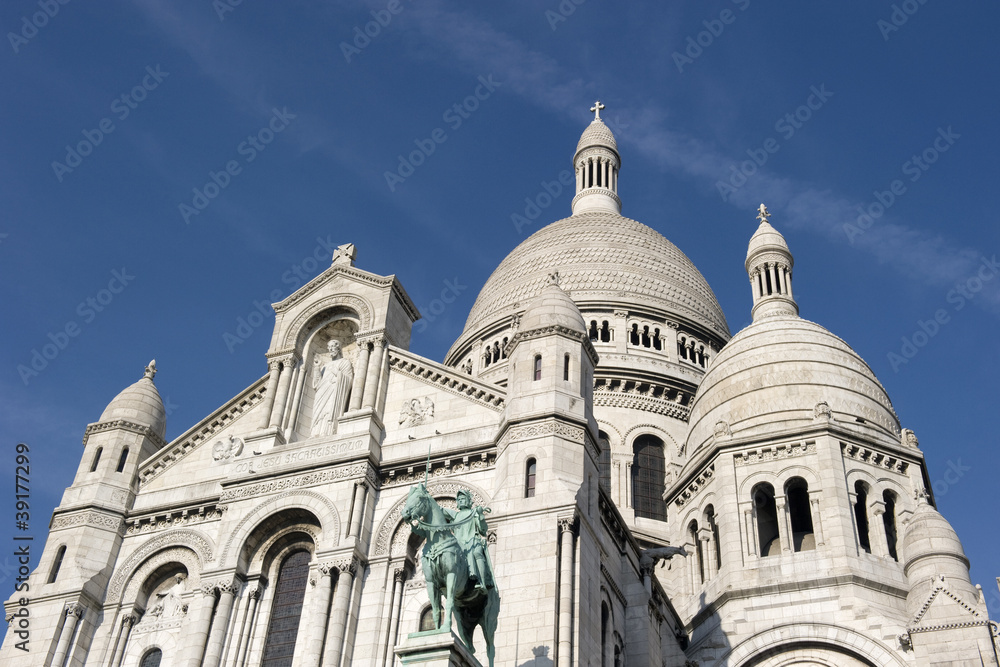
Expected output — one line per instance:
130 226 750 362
139 648 163 667
419 606 442 632
533 355 542 381
689 520 704 586
600 321 611 343
785 478 815 552
854 481 871 554
753 483 780 557
525 459 536 498
90 447 102 472
563 354 570 381
116 447 130 473
629 324 640 346
883 490 898 561
631 435 666 521
589 320 599 341
47 545 66 584
598 431 611 492
262 550 311 665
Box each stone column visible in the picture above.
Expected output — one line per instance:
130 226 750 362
303 564 335 667
348 481 369 539
698 527 717 580
268 359 297 429
382 568 408 667
869 499 890 558
109 612 138 667
349 342 371 411
776 497 792 554
744 507 757 557
768 263 778 296
751 272 761 301
557 516 575 667
283 362 306 433
203 581 238 667
232 585 262 667
362 338 386 408
323 557 357 667
809 497 825 547
51 604 83 667
183 584 218 667
258 360 282 429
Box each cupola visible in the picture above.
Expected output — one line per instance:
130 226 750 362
746 204 798 321
571 101 622 215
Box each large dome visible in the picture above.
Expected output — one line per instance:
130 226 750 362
448 212 730 361
686 315 899 453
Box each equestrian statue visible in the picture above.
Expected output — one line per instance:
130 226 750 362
401 482 500 667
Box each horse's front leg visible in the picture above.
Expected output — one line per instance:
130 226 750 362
442 571 456 632
426 580 441 630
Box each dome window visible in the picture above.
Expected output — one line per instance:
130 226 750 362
525 458 537 498
753 483 780 557
89 447 103 472
854 481 872 554
785 478 815 552
883 490 899 561
47 545 66 584
631 435 666 522
533 355 542 381
116 447 130 473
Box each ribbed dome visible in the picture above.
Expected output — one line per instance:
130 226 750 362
99 375 166 439
448 212 730 362
575 119 618 156
902 499 969 574
520 280 586 333
746 220 790 267
686 315 899 453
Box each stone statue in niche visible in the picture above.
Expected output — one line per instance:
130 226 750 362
148 574 187 617
311 339 354 437
399 397 434 427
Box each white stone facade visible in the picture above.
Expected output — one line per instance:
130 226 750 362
3 113 997 667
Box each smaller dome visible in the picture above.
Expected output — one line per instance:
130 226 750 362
99 361 166 438
902 498 969 574
519 276 586 334
575 119 618 157
745 220 791 268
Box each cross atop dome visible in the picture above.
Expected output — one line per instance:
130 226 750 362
590 100 605 121
757 203 771 224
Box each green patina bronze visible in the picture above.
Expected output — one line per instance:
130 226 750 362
401 483 500 667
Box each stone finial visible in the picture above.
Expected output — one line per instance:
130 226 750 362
332 243 357 266
901 428 919 448
144 360 157 381
713 420 731 438
757 203 771 224
915 487 931 504
546 271 560 287
590 100 605 121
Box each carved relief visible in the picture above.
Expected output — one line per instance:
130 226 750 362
51 510 125 535
107 531 215 603
399 397 435 427
734 441 816 467
212 435 244 461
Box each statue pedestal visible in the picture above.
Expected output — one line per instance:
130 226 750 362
395 630 483 667
244 427 285 453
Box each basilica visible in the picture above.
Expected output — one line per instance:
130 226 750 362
4 106 997 667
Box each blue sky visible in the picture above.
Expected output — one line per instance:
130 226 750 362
2 0 998 614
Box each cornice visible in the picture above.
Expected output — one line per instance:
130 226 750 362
83 420 167 450
388 347 505 411
139 375 268 486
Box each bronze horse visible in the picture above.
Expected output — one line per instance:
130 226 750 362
401 483 500 667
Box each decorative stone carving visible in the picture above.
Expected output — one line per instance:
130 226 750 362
901 428 919 448
399 397 435 427
212 435 244 461
107 530 214 603
147 574 187 618
713 420 731 438
814 401 832 420
312 339 354 437
332 243 357 266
